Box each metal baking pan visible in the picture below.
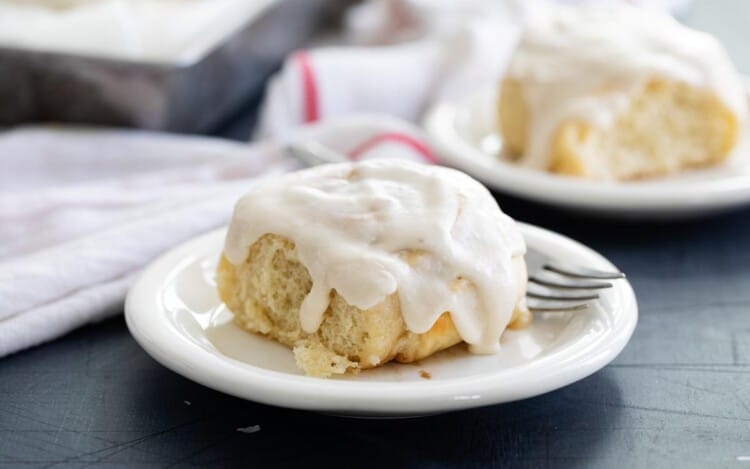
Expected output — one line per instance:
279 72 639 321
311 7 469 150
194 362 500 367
0 0 345 133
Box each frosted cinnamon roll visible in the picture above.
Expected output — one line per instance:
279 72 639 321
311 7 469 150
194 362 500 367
217 160 529 377
499 5 746 180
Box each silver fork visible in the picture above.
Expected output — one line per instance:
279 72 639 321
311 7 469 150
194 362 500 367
284 141 625 314
524 248 624 313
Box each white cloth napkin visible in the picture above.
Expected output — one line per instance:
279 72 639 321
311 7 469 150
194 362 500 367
256 0 692 139
0 116 435 357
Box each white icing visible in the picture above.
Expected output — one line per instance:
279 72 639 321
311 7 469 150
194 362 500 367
0 0 274 63
224 160 526 354
505 5 747 170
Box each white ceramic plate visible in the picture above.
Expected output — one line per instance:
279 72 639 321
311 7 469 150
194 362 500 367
125 224 637 417
424 87 750 218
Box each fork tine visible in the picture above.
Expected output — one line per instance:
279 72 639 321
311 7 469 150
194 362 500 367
285 141 348 167
285 144 329 167
528 303 588 313
529 276 612 290
543 264 625 280
527 290 600 301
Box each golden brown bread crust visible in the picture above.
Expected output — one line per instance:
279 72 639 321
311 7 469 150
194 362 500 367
498 78 529 159
217 233 529 377
498 77 740 180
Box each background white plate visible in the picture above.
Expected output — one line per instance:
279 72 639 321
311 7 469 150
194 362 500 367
125 224 638 418
424 87 750 218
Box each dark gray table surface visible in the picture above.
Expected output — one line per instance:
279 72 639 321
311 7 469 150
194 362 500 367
2 196 750 468
2 1 750 468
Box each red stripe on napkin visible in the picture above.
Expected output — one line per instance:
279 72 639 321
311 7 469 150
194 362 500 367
348 132 438 164
294 51 319 123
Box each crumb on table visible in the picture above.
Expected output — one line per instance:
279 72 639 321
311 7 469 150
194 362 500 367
236 425 261 434
419 370 431 380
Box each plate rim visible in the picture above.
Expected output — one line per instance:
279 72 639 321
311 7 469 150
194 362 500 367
423 87 750 216
125 224 638 415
